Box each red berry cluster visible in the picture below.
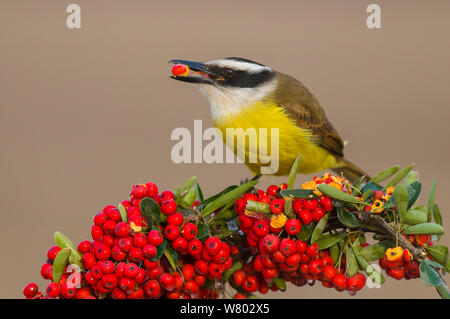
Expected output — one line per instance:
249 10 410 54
23 182 234 299
230 184 366 296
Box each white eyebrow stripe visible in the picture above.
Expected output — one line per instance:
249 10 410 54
205 59 272 74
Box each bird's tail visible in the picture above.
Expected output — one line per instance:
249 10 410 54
332 158 371 183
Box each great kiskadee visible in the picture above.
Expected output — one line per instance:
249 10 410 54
169 57 369 182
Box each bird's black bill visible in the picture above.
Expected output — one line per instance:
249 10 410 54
168 59 223 84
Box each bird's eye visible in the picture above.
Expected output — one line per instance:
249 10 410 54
224 68 235 77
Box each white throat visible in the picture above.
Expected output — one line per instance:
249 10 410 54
197 78 278 122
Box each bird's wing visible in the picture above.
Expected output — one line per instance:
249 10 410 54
272 73 344 157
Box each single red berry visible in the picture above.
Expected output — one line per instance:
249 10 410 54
102 205 116 213
111 245 126 261
159 273 175 291
106 208 122 222
164 224 180 241
145 182 158 198
94 244 111 261
98 260 114 274
111 287 127 299
181 223 198 240
262 234 280 254
262 268 279 280
144 279 161 298
270 198 285 214
93 212 107 226
40 263 52 279
388 267 405 280
287 253 301 266
304 199 318 210
238 214 254 229
60 283 77 299
102 220 117 235
47 246 61 262
320 196 333 211
296 240 307 254
143 244 157 259
253 219 269 237
183 280 199 295
131 184 148 199
323 265 338 281
280 238 297 257
272 250 287 264
115 222 130 238
266 185 279 197
172 236 188 252
285 218 301 235
332 273 347 291
187 239 203 257
160 199 177 215
306 243 319 258
234 198 247 215
230 245 239 255
194 260 209 276
23 283 39 299
148 230 164 246
124 263 139 278
167 212 184 226
233 270 246 286
204 237 222 255
299 210 313 225
242 275 259 293
132 233 148 248
292 199 303 214
102 274 118 289
128 247 144 263
312 207 325 222
46 282 60 298
309 259 323 275
81 252 96 270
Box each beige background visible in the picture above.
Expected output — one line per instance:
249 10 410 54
1 0 449 298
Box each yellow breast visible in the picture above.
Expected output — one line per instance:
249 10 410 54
213 101 338 175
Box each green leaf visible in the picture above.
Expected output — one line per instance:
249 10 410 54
311 213 330 243
151 238 167 261
404 223 444 235
329 244 340 263
352 175 365 188
164 246 178 271
433 204 442 226
393 185 408 222
279 189 315 199
194 181 204 203
316 233 347 250
345 245 360 277
427 178 437 223
214 209 237 221
436 283 450 299
403 209 428 225
296 222 315 241
178 176 197 198
406 181 421 209
404 170 419 186
273 277 286 291
203 180 258 216
196 222 210 239
182 187 197 207
287 155 301 189
54 232 82 261
118 203 128 223
419 260 442 286
370 165 400 183
140 197 161 226
317 184 364 204
359 241 389 261
386 163 415 187
337 207 359 228
425 245 448 268
196 185 238 212
52 248 71 283
246 200 271 214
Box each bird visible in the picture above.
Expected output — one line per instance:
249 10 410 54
169 57 369 182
